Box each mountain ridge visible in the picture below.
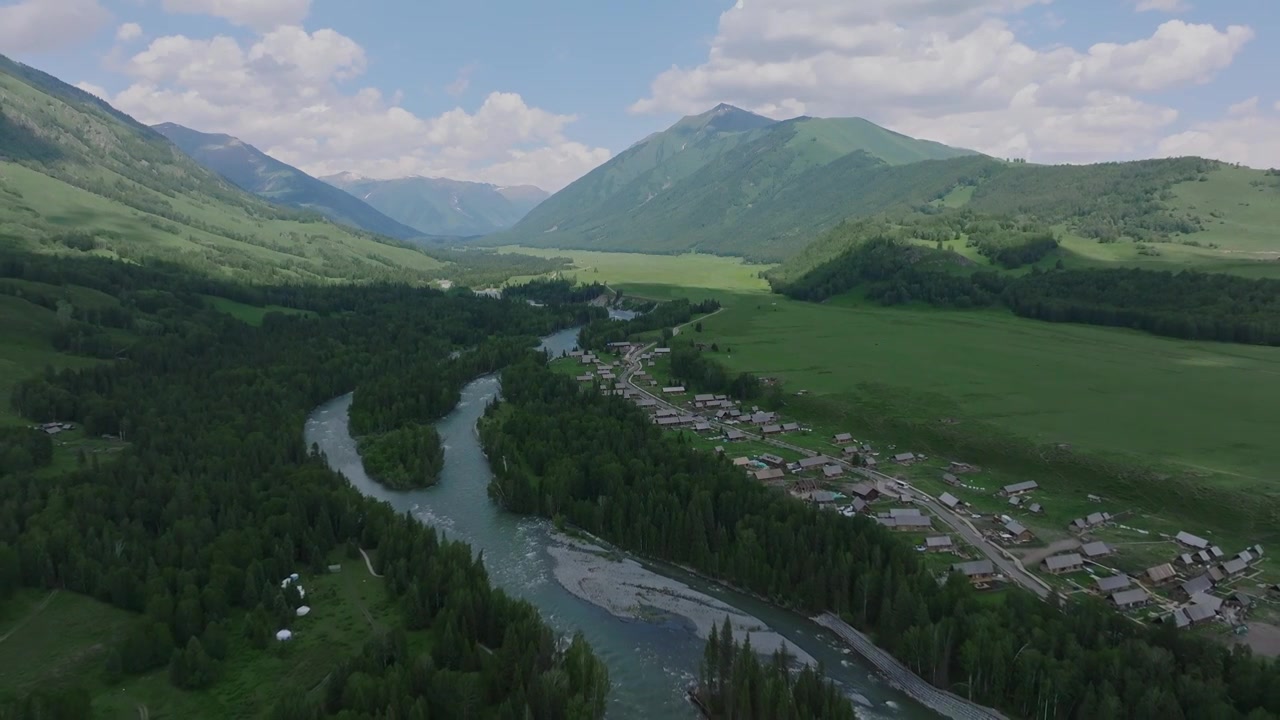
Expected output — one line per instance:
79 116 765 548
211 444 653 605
481 104 979 258
320 174 548 237
152 122 426 241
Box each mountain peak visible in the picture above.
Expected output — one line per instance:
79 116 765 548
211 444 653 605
677 103 775 135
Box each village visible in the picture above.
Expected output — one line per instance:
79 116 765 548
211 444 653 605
559 341 1280 646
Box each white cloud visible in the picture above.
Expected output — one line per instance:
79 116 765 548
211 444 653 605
632 0 1251 163
116 22 143 42
75 81 110 99
1135 0 1191 12
106 28 609 190
160 0 310 31
1158 101 1280 169
0 0 110 54
446 63 476 97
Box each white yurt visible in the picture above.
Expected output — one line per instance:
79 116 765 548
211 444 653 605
296 605 311 617
276 629 293 642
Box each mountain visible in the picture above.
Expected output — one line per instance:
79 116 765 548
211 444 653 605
0 53 456 284
482 104 978 258
151 122 424 241
321 174 548 237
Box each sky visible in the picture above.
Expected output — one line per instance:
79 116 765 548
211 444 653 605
1 0 1278 191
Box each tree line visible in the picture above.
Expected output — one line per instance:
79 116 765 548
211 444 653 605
578 297 719 350
481 357 1280 719
695 619 857 720
0 251 609 719
777 237 1280 346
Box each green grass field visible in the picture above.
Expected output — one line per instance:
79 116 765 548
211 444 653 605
0 293 103 426
2 558 403 719
495 246 773 293
539 248 1277 550
204 296 316 326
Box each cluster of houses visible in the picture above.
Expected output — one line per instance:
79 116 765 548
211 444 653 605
34 421 75 435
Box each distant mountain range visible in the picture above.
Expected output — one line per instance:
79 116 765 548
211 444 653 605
153 122 424 241
319 174 548 238
480 104 979 259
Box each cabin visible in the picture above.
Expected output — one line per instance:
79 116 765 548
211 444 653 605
925 536 954 552
1221 558 1249 577
781 422 801 432
1042 553 1084 575
949 461 975 473
725 429 746 441
761 424 782 436
892 452 916 464
759 453 786 467
1027 503 1043 514
822 465 843 479
662 386 686 395
654 347 671 355
1146 563 1177 585
796 455 833 470
941 472 961 486
694 393 716 403
1080 541 1113 559
1004 520 1033 542
1095 575 1132 594
952 560 996 585
1111 589 1151 609
754 468 785 482
693 421 712 432
1176 531 1210 550
1172 603 1218 628
1180 574 1214 597
938 492 961 510
1000 481 1038 497
849 483 879 502
879 515 933 531
833 433 853 445
732 457 750 467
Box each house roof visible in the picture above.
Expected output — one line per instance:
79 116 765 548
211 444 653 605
725 430 746 440
1111 589 1150 606
1222 558 1248 575
782 422 800 431
834 433 853 442
808 490 838 503
1003 481 1039 494
850 483 877 498
754 468 784 481
886 515 933 528
1095 575 1132 592
890 508 923 517
822 465 843 477
761 424 782 433
1081 541 1112 557
1147 563 1177 583
939 492 960 508
1005 520 1029 536
1044 553 1083 571
942 473 959 483
1176 531 1210 549
797 455 832 468
926 536 953 547
694 394 716 402
953 560 995 576
1184 604 1217 623
1181 574 1214 596
1190 593 1224 612
893 452 915 462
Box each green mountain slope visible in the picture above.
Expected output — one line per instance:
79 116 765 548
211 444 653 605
152 122 424 241
321 173 547 237
0 54 448 283
483 105 977 257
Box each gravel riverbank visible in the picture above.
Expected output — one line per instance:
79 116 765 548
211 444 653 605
548 534 817 667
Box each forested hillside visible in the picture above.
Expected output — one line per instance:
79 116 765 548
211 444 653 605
0 251 609 718
485 105 975 259
482 358 1280 719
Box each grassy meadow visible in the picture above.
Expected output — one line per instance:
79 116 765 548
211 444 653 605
0 558 403 719
529 248 1278 551
495 246 773 293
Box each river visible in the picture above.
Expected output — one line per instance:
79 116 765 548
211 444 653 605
304 324 936 720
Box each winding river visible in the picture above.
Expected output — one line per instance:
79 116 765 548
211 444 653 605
304 324 936 720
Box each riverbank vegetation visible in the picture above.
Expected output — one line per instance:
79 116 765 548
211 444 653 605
354 425 444 490
0 251 609 719
481 358 1280 718
694 619 858 720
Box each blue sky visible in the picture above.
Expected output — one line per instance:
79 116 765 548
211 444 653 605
2 0 1278 189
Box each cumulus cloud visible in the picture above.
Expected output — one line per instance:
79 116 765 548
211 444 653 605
106 27 609 190
1158 100 1280 169
632 0 1251 163
0 0 110 54
160 0 311 32
116 22 143 42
